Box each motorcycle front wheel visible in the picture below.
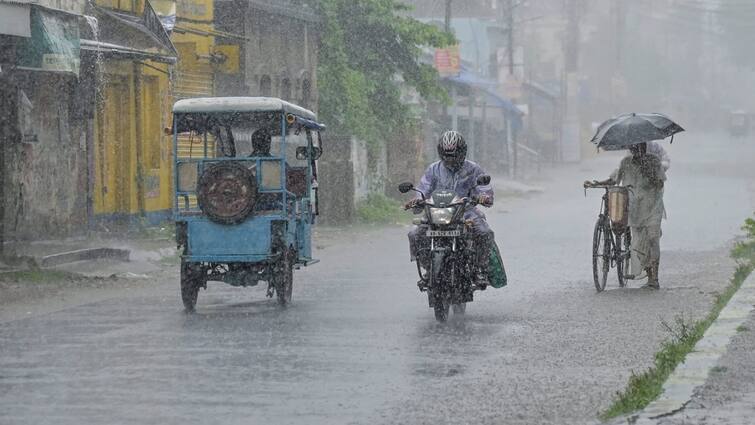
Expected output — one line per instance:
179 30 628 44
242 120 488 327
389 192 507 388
430 251 450 322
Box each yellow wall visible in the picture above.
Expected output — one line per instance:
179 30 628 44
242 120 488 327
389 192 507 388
93 60 173 216
91 0 216 218
172 0 216 99
94 0 145 13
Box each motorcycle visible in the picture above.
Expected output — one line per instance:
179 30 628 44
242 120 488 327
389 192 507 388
399 175 492 322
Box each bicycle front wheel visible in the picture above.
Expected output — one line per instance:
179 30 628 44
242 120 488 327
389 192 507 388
592 218 611 292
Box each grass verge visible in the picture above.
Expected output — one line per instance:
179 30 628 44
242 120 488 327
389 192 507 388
600 216 755 421
355 193 410 225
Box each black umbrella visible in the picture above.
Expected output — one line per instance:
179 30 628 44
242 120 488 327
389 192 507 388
590 113 684 151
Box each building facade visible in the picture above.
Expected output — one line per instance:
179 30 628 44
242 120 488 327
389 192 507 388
0 0 91 243
214 0 319 109
88 0 176 225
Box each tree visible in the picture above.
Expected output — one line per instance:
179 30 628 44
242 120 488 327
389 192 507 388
317 0 455 143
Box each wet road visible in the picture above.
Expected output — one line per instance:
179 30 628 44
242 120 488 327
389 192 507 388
1 133 753 425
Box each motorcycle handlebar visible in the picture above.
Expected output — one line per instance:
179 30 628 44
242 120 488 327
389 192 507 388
404 198 477 211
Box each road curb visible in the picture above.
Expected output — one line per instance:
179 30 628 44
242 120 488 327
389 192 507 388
38 248 131 268
623 272 755 424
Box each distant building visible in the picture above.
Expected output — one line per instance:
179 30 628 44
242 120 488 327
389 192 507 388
214 0 320 110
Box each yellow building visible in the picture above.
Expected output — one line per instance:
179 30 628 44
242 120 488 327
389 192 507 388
169 0 217 99
86 0 177 224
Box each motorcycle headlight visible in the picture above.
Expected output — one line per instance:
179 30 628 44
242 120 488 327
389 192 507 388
429 207 455 225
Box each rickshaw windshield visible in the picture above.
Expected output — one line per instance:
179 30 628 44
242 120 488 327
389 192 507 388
174 111 284 159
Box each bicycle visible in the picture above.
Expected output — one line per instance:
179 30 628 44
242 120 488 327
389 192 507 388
585 184 632 292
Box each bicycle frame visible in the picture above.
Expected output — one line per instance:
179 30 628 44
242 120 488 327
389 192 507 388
587 185 631 291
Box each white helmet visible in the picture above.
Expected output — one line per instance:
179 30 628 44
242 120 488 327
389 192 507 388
437 130 467 170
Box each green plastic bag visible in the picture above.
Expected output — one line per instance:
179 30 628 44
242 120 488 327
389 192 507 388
489 241 507 288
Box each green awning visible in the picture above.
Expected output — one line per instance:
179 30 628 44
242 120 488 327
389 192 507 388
17 7 80 76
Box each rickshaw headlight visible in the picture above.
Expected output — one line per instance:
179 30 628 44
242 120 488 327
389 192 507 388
429 207 455 225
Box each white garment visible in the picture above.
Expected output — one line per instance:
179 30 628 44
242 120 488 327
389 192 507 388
610 155 666 273
646 141 670 172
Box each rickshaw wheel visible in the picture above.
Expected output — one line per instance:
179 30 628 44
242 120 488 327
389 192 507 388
197 162 257 225
274 251 294 306
181 261 203 312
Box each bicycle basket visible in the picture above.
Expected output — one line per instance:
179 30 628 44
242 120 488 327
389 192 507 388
607 187 629 228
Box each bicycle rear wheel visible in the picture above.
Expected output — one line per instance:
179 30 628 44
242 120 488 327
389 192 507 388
592 218 611 292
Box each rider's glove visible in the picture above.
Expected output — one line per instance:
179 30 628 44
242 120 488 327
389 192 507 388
404 198 422 210
476 194 493 207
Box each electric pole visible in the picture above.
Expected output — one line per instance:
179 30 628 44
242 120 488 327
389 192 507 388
506 0 515 75
445 0 452 32
562 0 581 162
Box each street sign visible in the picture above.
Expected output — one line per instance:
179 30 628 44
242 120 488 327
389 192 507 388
434 45 460 77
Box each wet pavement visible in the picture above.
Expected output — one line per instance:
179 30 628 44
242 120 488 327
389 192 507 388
654 310 755 425
1 133 753 425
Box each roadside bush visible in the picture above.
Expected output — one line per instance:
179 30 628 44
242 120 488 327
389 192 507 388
355 193 408 225
732 217 755 271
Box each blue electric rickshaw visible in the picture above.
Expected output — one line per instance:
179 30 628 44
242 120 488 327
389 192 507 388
171 97 324 310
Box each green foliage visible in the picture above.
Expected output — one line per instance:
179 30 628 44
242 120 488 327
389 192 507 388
731 217 755 265
355 192 408 224
600 215 755 420
317 0 454 144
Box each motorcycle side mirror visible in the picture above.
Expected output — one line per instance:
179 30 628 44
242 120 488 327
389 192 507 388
398 182 414 194
476 175 491 186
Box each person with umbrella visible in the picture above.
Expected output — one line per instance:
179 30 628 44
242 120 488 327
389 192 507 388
584 113 684 289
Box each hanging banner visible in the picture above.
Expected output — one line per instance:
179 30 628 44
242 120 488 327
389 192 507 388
17 7 80 76
434 45 460 77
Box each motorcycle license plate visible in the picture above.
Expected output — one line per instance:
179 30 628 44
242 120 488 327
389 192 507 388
426 229 461 237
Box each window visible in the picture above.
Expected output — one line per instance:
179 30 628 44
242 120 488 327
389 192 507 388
260 75 271 96
302 79 311 108
281 78 291 101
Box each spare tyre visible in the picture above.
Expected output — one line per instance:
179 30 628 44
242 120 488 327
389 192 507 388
197 162 258 224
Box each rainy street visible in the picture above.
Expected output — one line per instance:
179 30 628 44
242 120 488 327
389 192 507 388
1 134 752 425
3 1 755 423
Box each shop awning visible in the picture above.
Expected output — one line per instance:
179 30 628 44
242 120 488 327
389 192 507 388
80 2 177 63
16 6 80 76
444 65 524 121
523 80 559 101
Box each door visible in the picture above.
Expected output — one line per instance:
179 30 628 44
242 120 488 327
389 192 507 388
94 75 132 215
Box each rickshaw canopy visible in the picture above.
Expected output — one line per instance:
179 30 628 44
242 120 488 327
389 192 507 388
173 96 317 121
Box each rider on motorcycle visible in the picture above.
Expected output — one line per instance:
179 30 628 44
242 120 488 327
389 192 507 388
406 130 495 288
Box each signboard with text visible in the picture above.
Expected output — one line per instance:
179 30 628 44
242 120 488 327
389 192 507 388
434 45 460 77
